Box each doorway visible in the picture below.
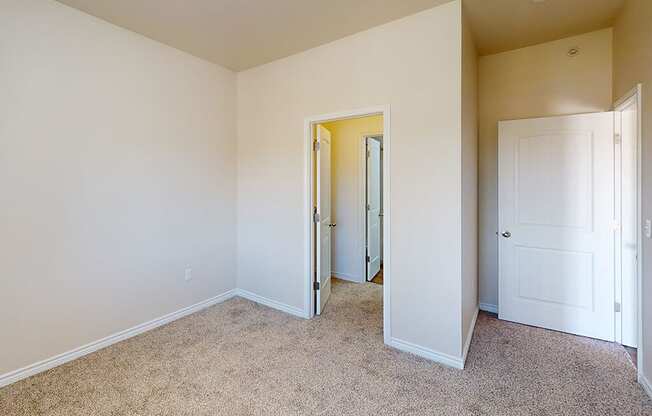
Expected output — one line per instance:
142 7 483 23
305 106 391 339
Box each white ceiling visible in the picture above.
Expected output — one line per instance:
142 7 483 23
56 0 451 71
464 0 625 56
56 0 625 70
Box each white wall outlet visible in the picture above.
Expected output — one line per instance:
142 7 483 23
645 220 652 239
184 267 192 281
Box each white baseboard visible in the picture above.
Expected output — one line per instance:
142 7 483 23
0 289 238 389
236 289 309 319
479 303 498 314
332 271 362 283
387 337 464 369
461 307 479 368
639 372 652 399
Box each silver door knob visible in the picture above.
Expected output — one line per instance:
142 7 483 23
328 223 337 228
501 231 511 238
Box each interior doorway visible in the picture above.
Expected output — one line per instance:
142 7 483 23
305 106 390 336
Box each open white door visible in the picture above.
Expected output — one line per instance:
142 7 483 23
366 138 382 281
498 112 615 341
315 125 332 315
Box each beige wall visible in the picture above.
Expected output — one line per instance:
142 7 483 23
0 0 237 376
237 1 468 359
321 116 383 283
478 29 614 308
461 9 478 349
613 0 652 386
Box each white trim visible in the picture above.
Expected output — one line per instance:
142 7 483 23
0 289 238 388
639 373 652 399
236 289 308 319
382 110 391 344
304 106 391 345
387 337 464 369
614 85 642 109
614 84 643 372
479 303 498 314
461 307 479 368
332 271 361 282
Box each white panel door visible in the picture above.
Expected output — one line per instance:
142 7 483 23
316 125 332 315
366 138 382 281
498 112 615 341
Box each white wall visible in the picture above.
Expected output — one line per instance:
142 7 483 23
478 29 613 309
0 0 237 376
321 116 383 283
237 1 467 359
461 9 478 350
613 0 652 392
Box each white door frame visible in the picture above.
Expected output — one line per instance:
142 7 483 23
304 105 391 343
360 133 383 282
614 84 643 371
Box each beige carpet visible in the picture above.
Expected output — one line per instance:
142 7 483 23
1 279 651 415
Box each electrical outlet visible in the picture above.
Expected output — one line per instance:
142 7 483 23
184 267 192 281
645 220 652 239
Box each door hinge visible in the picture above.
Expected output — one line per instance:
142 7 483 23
615 302 622 313
314 281 320 290
314 141 320 151
313 210 320 224
614 133 622 144
367 149 371 158
366 255 370 263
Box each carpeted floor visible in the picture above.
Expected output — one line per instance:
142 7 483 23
1 279 651 415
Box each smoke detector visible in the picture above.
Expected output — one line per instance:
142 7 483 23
567 47 580 57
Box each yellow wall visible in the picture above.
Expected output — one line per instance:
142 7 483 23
613 0 652 385
321 116 383 283
478 28 613 307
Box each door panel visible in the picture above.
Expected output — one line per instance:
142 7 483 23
316 125 332 315
366 138 382 281
499 112 615 341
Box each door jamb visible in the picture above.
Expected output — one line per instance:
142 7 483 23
304 105 391 344
614 84 643 372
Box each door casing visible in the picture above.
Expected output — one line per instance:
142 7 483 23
614 84 643 371
304 105 391 344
